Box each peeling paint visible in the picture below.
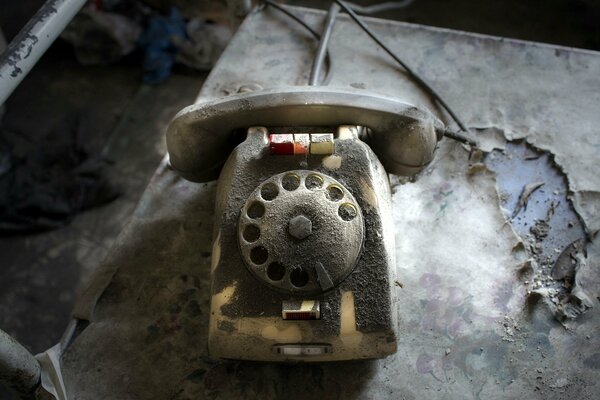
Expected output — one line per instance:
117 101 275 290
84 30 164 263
485 139 592 322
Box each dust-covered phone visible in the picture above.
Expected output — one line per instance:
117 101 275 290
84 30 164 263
166 87 444 361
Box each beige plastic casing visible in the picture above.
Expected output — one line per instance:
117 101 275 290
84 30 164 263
208 127 398 362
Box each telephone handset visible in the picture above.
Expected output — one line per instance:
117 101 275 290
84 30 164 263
165 87 445 362
166 86 444 182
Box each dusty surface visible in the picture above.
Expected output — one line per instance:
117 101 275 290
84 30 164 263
46 7 600 400
1 3 599 399
290 0 600 51
0 42 205 399
0 0 597 366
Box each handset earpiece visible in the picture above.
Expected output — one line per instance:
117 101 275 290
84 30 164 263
363 116 443 176
166 87 444 182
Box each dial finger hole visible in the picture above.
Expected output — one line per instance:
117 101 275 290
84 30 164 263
247 202 265 219
250 246 269 265
338 203 357 221
267 262 286 281
243 225 261 242
305 173 324 190
326 184 344 201
282 173 301 191
290 267 309 287
261 183 279 201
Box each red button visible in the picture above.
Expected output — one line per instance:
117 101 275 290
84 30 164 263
270 134 294 155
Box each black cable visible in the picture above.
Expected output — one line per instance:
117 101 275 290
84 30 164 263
263 0 475 145
309 3 340 86
334 0 470 135
443 128 477 146
262 0 333 85
262 1 320 39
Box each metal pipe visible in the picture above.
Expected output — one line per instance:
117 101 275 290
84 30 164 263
0 329 41 397
0 0 88 106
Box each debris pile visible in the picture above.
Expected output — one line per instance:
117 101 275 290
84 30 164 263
60 0 231 84
0 114 119 232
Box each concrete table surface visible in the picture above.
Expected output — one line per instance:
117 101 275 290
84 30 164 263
47 5 600 399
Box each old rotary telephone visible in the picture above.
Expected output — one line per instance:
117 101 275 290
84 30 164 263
166 86 445 361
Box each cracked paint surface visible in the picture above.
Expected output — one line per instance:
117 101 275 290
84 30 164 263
486 141 592 321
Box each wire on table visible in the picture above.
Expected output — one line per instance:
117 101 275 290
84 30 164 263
443 128 477 147
262 0 334 85
262 0 475 145
334 0 471 137
309 3 340 85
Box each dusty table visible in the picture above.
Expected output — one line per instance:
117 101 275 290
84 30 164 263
45 5 600 399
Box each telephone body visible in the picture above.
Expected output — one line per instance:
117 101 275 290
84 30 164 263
166 87 443 361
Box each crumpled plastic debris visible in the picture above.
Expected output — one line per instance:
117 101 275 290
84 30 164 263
0 114 119 233
61 8 142 65
61 2 229 84
173 18 231 71
139 7 187 85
